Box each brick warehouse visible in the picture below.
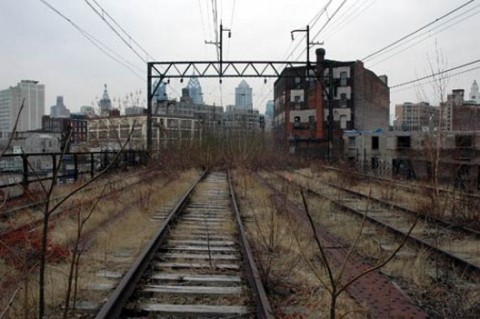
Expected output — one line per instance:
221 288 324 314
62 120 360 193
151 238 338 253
273 49 389 157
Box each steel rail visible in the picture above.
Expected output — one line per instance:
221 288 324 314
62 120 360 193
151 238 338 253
275 172 480 279
95 170 207 319
295 170 480 238
227 171 275 319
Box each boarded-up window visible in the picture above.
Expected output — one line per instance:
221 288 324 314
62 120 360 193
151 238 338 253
372 136 379 150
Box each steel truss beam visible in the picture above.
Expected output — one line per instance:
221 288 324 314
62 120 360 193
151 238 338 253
149 61 310 80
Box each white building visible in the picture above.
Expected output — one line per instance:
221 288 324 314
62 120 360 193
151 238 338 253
235 80 253 110
0 80 45 138
469 80 480 104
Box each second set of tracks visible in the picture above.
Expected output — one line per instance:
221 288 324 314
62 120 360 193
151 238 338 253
95 171 273 318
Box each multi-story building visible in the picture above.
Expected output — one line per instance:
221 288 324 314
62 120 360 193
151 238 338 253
441 89 480 131
42 114 88 146
50 96 70 118
80 105 96 117
394 102 439 131
469 80 480 104
88 114 203 151
273 49 389 156
223 108 262 132
235 80 253 110
0 80 45 138
265 100 274 118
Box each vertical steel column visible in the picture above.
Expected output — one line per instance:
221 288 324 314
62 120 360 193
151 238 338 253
327 66 334 161
21 154 29 190
90 153 95 178
147 62 153 154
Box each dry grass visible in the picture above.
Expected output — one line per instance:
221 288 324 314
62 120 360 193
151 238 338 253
0 168 201 318
233 169 368 318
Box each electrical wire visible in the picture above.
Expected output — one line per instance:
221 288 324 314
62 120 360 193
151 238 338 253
390 59 480 89
39 0 145 81
391 65 480 93
368 3 480 67
362 0 475 61
322 0 377 41
84 0 148 63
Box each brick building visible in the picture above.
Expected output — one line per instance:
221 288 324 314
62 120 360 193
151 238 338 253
441 89 480 131
273 49 389 157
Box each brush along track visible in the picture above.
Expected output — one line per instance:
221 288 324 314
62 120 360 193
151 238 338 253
0 167 161 240
282 170 480 279
255 172 428 319
317 166 480 224
95 171 273 319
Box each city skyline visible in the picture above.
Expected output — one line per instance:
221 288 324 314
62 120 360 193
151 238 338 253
1 0 479 115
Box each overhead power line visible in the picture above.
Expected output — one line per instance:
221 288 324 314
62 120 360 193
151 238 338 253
39 0 145 80
390 59 480 89
84 0 150 63
368 3 480 67
362 0 475 61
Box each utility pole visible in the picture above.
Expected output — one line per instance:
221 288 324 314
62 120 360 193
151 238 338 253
291 25 323 68
206 23 231 79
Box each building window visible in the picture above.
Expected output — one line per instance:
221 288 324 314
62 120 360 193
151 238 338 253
455 135 472 148
348 136 355 148
371 157 379 169
340 115 347 129
295 77 301 88
397 136 411 148
309 116 315 131
293 116 301 128
340 93 347 107
372 136 379 150
340 72 348 86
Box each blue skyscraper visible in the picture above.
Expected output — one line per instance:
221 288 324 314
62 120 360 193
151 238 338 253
153 80 168 102
235 80 252 110
186 77 204 105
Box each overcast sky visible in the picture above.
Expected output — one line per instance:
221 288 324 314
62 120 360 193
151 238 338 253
1 0 479 117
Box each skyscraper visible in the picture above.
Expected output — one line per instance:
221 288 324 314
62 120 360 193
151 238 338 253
50 96 71 118
153 80 168 103
235 80 252 110
265 100 274 118
186 77 204 105
0 80 45 135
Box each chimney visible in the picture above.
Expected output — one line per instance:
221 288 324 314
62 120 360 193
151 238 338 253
316 48 326 78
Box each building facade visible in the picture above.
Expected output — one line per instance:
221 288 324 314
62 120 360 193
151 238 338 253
273 49 389 156
394 102 439 131
441 89 480 131
0 80 45 137
88 114 203 151
50 96 71 118
235 80 253 110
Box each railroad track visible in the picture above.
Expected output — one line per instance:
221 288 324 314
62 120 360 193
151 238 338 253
319 165 480 213
0 167 161 239
95 171 273 318
254 171 428 318
275 170 480 279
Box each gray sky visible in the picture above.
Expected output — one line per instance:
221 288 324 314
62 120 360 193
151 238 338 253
1 0 479 117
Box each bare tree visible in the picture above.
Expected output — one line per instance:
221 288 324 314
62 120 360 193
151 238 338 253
297 189 418 319
62 184 107 318
35 121 137 318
